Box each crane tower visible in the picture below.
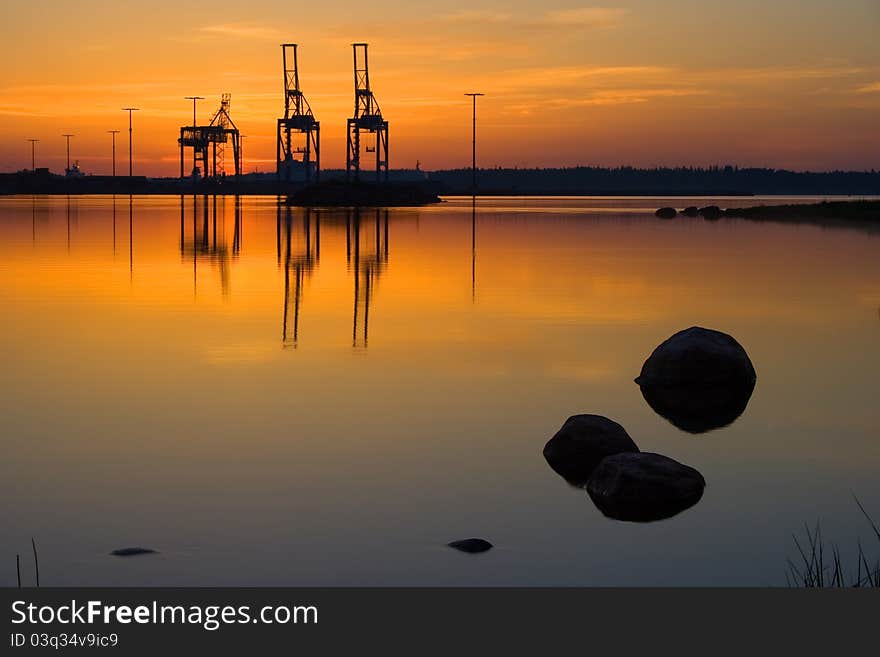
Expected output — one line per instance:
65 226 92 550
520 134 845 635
277 44 320 183
346 43 389 182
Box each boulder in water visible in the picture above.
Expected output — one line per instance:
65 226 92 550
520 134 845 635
636 326 756 388
543 415 640 486
587 452 705 522
655 207 677 219
635 327 756 433
699 205 723 220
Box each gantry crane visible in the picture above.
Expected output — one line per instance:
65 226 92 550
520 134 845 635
346 43 389 183
277 44 320 183
178 94 241 181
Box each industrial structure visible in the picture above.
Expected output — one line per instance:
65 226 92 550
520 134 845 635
178 94 241 181
276 44 320 183
346 43 389 182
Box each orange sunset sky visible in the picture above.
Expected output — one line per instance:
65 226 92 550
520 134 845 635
1 1 878 176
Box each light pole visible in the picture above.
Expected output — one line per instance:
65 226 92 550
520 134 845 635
122 108 140 177
464 92 484 193
184 96 204 127
62 134 75 172
108 130 120 177
184 96 204 174
26 139 38 171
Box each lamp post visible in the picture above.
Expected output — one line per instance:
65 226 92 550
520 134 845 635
464 92 484 193
184 96 204 175
122 108 140 177
26 139 38 171
62 134 74 172
108 130 120 177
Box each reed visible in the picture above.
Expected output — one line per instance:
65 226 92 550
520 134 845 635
786 497 879 588
31 537 40 588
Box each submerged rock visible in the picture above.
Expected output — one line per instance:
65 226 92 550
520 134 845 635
636 327 756 433
699 205 723 220
682 206 700 217
587 452 705 522
543 415 640 486
655 207 677 219
448 538 493 554
110 547 157 557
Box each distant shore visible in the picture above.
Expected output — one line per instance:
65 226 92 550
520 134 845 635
723 199 880 221
3 165 880 197
653 199 880 231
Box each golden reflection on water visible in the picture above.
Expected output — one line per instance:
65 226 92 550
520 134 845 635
0 195 879 586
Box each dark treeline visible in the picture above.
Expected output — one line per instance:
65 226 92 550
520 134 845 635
428 166 880 196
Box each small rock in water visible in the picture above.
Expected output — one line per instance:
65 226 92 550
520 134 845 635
110 547 157 557
587 452 705 522
655 207 677 219
681 206 700 217
543 414 639 486
447 538 493 554
699 205 723 220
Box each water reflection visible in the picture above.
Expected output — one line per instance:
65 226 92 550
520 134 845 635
2 195 880 586
638 380 756 434
278 206 320 348
179 195 241 297
471 196 476 302
349 209 389 349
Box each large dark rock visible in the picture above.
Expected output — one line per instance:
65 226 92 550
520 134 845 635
655 207 677 219
699 205 723 220
636 327 756 388
543 415 640 486
448 538 493 554
587 452 705 522
635 327 756 433
681 206 700 217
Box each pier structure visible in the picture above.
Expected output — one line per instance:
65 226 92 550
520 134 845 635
276 44 320 183
346 43 389 183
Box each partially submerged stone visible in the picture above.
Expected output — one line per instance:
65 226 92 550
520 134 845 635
543 415 640 486
655 207 677 219
636 326 756 388
110 547 157 557
699 205 723 220
635 327 756 433
587 452 705 522
447 538 493 554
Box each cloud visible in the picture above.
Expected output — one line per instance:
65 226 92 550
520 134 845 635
536 8 629 28
437 7 628 30
856 81 880 93
197 23 282 40
440 10 513 24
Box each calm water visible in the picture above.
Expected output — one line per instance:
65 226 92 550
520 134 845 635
1 195 878 586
